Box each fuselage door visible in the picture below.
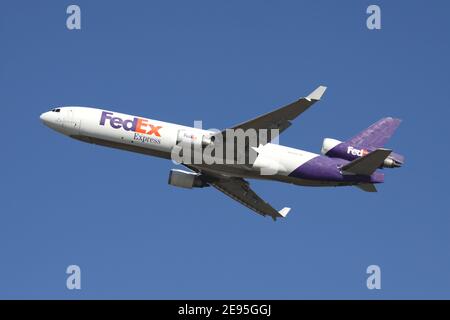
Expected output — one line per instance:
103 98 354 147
62 109 81 135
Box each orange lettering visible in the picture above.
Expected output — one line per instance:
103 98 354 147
135 118 148 134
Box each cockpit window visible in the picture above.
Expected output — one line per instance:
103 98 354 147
51 108 61 112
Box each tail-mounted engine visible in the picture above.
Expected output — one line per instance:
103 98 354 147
321 138 404 168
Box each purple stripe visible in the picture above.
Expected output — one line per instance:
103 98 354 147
289 156 384 184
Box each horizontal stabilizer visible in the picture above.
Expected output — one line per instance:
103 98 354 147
356 183 377 192
341 148 392 176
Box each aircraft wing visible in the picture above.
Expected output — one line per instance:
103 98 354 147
184 164 290 220
184 164 291 221
210 178 291 221
214 86 327 143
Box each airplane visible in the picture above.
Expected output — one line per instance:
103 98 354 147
40 86 404 220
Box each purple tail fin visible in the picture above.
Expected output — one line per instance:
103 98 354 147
348 117 402 149
322 117 404 166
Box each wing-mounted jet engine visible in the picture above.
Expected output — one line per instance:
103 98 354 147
168 169 209 189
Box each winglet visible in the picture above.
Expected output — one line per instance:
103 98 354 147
278 207 291 218
306 85 327 101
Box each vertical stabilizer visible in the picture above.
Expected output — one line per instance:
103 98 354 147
348 117 401 148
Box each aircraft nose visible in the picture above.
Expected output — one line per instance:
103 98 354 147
40 111 62 130
40 112 52 125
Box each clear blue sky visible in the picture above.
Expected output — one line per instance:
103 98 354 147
1 0 449 299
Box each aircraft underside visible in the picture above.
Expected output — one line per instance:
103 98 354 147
73 134 351 188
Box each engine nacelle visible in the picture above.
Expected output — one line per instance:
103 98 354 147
321 138 342 156
168 169 208 189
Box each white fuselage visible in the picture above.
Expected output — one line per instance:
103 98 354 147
40 106 337 186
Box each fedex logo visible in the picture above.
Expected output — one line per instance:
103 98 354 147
99 111 162 136
347 146 369 157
